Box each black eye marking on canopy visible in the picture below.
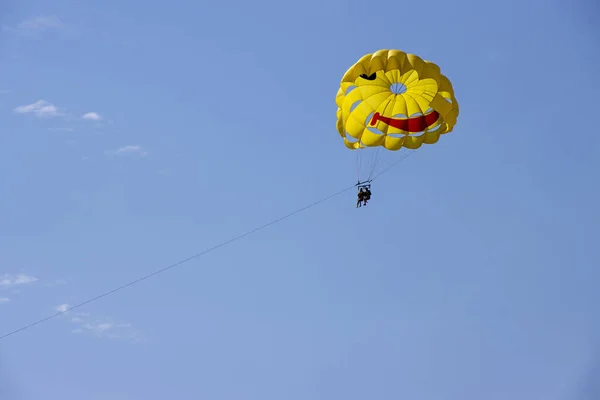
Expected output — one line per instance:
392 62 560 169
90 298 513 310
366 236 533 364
359 72 377 81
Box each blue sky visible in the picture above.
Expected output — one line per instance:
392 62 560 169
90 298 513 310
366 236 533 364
1 0 599 399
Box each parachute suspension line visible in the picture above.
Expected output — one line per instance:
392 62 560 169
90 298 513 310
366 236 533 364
356 146 369 184
355 149 361 183
371 148 416 182
367 147 382 181
355 146 381 184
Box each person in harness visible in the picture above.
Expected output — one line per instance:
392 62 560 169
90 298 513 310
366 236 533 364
356 182 372 208
357 187 365 208
362 186 371 206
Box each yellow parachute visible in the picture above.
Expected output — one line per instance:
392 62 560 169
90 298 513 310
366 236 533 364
336 49 459 152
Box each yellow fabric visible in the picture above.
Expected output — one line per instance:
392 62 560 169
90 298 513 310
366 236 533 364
336 49 459 151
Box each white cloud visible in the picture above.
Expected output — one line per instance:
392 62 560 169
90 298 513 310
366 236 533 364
48 127 73 132
84 322 113 334
14 100 62 117
86 319 139 340
18 16 65 31
55 307 141 341
0 273 38 287
107 145 148 157
0 274 66 305
82 112 102 121
55 303 69 313
3 16 66 37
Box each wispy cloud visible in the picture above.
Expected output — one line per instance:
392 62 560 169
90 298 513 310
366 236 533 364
48 127 73 132
54 304 141 341
0 274 36 305
55 303 69 313
18 16 65 31
81 322 140 341
0 273 38 287
3 16 66 37
14 100 63 117
0 274 67 306
106 145 148 157
82 112 102 121
0 89 11 95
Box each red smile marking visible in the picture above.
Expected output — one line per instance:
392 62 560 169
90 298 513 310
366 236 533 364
370 111 439 132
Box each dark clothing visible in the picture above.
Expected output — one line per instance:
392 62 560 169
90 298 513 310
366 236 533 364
364 189 371 201
362 188 371 205
357 190 364 207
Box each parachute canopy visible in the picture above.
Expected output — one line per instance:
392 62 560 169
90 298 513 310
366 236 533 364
336 49 459 151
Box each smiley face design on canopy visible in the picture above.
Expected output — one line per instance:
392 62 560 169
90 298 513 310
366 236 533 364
336 49 459 151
